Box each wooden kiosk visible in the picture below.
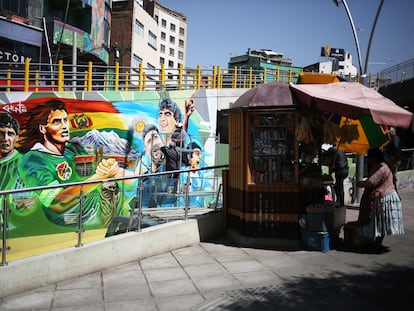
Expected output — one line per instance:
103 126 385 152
225 83 323 247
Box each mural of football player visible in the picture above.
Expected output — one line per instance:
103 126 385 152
180 141 214 207
18 99 122 227
157 96 194 147
0 113 34 228
133 124 176 207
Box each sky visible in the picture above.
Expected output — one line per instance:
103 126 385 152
159 0 414 75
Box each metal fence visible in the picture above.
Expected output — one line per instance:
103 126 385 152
379 59 414 86
0 164 228 265
0 59 387 93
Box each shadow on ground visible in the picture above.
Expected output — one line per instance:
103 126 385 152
196 264 414 310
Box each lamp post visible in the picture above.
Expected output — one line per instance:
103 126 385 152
332 0 363 75
333 0 384 205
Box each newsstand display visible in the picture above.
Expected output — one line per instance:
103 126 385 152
226 106 326 245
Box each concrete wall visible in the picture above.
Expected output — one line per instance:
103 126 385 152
0 220 198 298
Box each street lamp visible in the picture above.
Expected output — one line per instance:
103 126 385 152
332 0 363 75
333 0 384 75
332 0 384 205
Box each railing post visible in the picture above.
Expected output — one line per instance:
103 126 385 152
88 61 92 91
129 178 144 232
217 66 222 88
289 69 293 83
105 71 109 91
57 59 64 91
196 65 201 90
212 65 217 89
249 67 253 88
263 68 267 84
1 195 10 266
178 63 183 90
232 66 237 89
115 61 119 91
76 187 85 247
139 63 143 91
160 63 166 90
184 172 190 220
125 71 129 91
6 70 11 92
24 58 30 92
376 72 381 89
35 71 39 92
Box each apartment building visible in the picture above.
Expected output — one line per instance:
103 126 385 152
153 2 187 73
111 0 187 87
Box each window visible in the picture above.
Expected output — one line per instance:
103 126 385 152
161 19 167 28
160 57 165 65
147 63 156 76
179 27 185 36
168 60 174 68
160 44 165 53
170 23 176 32
133 54 142 69
169 36 175 44
178 51 184 60
148 31 157 48
179 39 184 48
134 20 144 37
169 48 174 56
161 32 166 41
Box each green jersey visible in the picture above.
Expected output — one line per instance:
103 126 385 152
19 142 101 227
0 150 28 228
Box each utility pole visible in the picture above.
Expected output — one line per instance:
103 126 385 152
333 0 384 204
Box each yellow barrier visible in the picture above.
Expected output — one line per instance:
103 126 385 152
0 58 384 93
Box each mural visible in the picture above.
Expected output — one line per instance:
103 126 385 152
0 90 218 238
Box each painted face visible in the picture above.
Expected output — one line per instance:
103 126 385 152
144 129 163 164
40 109 70 144
190 149 201 168
0 127 18 158
158 108 176 134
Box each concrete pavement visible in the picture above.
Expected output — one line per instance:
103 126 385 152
1 190 413 311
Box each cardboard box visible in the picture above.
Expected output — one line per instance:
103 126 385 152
301 230 330 252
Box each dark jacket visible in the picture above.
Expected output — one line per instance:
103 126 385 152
161 145 180 171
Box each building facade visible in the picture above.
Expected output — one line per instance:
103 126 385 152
0 0 111 68
153 2 187 73
228 49 302 83
303 46 357 76
111 0 187 87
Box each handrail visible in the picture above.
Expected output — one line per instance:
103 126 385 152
0 164 229 265
0 59 388 93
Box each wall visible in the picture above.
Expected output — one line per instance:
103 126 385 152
0 89 242 244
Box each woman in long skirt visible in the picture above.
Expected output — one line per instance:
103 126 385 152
356 148 404 251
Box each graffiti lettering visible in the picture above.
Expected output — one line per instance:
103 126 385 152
1 103 28 114
0 50 31 63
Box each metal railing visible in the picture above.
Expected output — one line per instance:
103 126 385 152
0 59 386 93
379 59 414 86
0 164 228 266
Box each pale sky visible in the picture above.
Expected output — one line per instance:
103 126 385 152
159 0 414 74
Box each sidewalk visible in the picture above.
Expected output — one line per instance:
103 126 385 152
1 191 413 311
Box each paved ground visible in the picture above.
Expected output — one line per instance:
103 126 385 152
1 191 413 311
